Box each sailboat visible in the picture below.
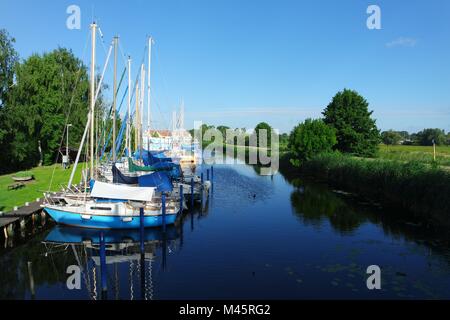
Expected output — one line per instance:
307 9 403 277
42 23 181 229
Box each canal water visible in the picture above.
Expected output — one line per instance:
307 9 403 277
1 161 450 299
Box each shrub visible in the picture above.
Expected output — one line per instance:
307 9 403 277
288 119 337 167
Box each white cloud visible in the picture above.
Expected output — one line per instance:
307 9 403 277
385 37 418 48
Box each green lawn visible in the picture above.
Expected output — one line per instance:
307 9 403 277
378 144 450 166
0 163 85 212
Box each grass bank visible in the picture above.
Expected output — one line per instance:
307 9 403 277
378 144 450 167
284 152 450 226
0 164 84 212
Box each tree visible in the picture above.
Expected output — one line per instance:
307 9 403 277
254 122 272 148
216 125 230 144
0 29 19 171
0 29 18 107
9 47 90 167
323 89 380 157
288 118 337 167
381 130 402 146
415 128 446 146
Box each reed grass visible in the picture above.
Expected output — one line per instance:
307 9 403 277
299 152 450 226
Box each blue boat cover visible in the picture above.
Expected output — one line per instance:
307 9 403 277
151 162 182 179
138 171 173 192
134 149 172 166
112 164 138 184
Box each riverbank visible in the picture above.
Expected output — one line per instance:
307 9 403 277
280 152 450 227
0 164 84 212
379 144 450 167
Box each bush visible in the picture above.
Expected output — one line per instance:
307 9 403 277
288 119 337 167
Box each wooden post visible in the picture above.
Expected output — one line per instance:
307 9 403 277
99 232 108 297
161 194 166 232
179 184 184 215
190 178 194 208
6 224 14 238
140 207 145 253
27 261 35 298
433 142 436 161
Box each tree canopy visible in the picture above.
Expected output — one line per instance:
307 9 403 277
323 89 380 157
288 118 337 167
381 130 402 145
0 37 93 173
0 29 18 107
254 122 273 148
415 128 446 146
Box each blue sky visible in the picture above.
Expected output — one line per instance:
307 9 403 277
1 0 449 133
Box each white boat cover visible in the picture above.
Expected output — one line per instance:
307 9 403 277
91 181 155 202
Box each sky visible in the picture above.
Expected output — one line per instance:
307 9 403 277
1 0 449 133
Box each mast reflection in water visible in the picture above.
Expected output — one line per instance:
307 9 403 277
41 225 181 300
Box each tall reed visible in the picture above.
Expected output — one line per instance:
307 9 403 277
299 152 450 225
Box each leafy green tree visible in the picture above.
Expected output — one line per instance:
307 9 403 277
0 29 19 172
415 128 446 146
254 122 273 148
9 47 90 166
381 130 402 146
288 118 337 167
323 89 380 157
216 125 230 143
0 29 18 107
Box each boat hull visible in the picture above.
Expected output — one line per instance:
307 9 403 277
44 207 177 229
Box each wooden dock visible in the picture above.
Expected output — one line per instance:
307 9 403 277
0 198 45 238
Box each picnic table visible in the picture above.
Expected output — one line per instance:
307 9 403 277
8 182 25 190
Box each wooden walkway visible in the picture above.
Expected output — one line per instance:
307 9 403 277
0 199 44 229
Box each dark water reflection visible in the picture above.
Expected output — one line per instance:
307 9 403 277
1 162 450 299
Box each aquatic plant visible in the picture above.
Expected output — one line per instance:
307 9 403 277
299 152 450 226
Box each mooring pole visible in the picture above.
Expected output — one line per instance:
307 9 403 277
140 207 145 253
211 165 214 195
201 172 204 187
161 193 166 232
190 178 194 208
207 168 210 181
179 184 184 215
139 206 145 301
99 232 108 298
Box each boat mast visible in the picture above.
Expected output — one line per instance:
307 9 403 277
140 64 145 161
135 82 139 153
147 37 152 143
127 56 132 156
112 36 118 163
89 22 97 179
